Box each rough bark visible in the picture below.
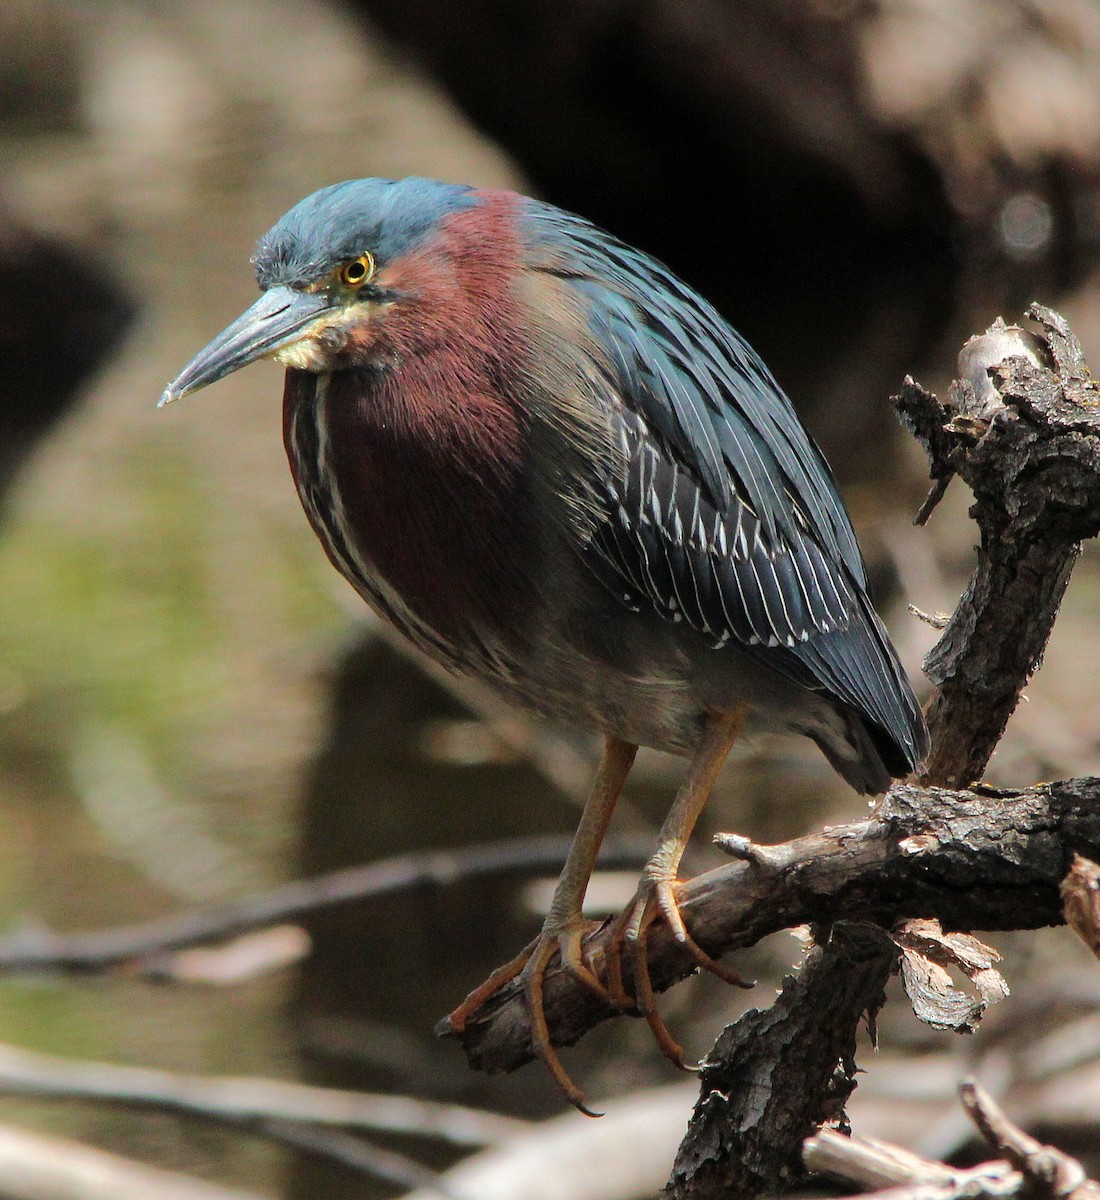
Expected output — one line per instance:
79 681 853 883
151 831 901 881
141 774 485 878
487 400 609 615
665 923 895 1200
664 306 1100 1197
443 777 1100 1071
898 307 1100 788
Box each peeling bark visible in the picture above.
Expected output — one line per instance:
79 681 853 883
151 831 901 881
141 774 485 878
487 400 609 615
665 923 894 1199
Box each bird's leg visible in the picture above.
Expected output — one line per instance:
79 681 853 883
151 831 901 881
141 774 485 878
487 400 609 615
606 706 751 1067
446 735 637 1111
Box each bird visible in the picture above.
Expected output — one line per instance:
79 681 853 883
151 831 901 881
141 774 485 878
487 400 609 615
163 176 928 1110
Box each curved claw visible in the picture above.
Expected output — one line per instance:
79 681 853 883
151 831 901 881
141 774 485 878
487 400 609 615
520 936 603 1115
653 879 755 990
603 874 753 1069
554 921 619 1007
446 921 612 1116
629 898 689 1069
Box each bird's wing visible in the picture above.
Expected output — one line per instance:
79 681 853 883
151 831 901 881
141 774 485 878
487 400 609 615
525 205 925 768
531 210 863 643
585 401 855 650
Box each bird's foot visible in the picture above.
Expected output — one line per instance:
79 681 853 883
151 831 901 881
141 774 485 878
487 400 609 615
604 873 752 1068
445 917 612 1115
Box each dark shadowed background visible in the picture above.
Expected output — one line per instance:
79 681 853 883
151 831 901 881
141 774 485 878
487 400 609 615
2 1 1100 1197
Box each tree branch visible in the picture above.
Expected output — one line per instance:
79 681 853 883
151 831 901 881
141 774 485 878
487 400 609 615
664 921 895 1199
0 1042 524 1147
664 305 1100 1196
0 1121 271 1200
0 834 651 977
443 777 1100 1071
806 1080 1100 1200
897 305 1100 788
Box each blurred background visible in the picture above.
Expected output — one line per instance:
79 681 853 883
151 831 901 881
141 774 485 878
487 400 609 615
2 0 1100 1196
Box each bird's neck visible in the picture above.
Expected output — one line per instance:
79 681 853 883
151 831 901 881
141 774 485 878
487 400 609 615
282 361 537 653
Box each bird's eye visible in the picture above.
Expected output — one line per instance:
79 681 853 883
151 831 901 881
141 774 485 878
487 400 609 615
339 253 375 288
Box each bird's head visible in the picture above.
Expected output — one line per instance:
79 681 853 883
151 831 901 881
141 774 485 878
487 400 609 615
161 177 482 405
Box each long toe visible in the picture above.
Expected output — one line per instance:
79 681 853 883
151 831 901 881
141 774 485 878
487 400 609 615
556 921 617 1007
616 876 754 1069
449 923 612 1114
624 891 701 1069
519 936 602 1115
656 880 755 989
446 937 541 1034
599 909 641 1013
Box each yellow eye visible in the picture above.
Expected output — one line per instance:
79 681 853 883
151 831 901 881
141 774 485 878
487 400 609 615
339 253 375 288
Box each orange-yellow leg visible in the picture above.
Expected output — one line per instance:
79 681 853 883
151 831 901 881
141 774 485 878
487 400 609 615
446 735 638 1112
607 707 752 1067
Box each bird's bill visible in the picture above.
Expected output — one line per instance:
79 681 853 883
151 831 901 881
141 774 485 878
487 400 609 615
159 286 335 407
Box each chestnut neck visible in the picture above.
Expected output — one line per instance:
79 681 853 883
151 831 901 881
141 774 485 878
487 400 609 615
283 194 543 653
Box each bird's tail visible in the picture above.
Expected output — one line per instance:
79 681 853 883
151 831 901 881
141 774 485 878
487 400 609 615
788 590 929 794
810 704 906 796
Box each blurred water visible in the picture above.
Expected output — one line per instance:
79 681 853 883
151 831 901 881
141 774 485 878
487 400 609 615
1 1 1099 1197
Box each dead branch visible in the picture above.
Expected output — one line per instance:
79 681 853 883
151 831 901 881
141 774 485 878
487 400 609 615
444 776 1100 1070
803 1126 1013 1196
0 834 650 977
0 1042 508 1190
0 1120 271 1200
897 306 1100 788
959 1081 1100 1199
662 306 1100 1198
664 921 896 1199
0 1042 523 1147
243 1120 443 1192
806 1079 1100 1200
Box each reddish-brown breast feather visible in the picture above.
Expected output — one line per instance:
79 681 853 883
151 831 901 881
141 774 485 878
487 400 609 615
284 192 542 651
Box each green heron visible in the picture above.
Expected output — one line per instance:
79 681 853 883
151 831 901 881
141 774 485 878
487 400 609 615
164 177 927 1109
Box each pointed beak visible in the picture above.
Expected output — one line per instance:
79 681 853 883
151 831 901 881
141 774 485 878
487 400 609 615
160 286 335 407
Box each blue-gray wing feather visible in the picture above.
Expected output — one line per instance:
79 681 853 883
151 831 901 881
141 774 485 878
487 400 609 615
525 202 927 771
